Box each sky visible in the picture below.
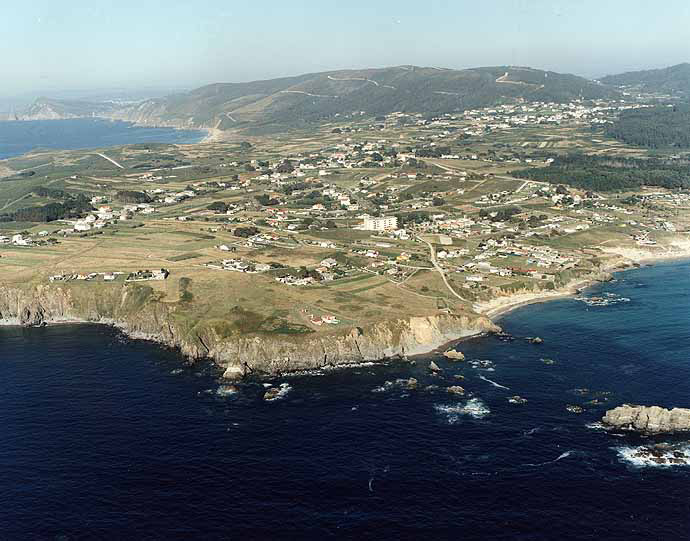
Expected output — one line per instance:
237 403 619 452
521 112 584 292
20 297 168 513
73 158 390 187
3 0 690 100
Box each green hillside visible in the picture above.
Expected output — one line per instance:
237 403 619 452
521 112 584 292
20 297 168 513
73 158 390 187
606 104 690 149
22 65 619 131
601 63 690 96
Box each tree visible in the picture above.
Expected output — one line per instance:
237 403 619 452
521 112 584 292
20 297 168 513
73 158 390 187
208 202 229 212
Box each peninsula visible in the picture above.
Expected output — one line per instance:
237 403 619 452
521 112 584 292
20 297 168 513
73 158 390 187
3 65 690 379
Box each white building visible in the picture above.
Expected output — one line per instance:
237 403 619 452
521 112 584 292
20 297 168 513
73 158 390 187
361 215 398 231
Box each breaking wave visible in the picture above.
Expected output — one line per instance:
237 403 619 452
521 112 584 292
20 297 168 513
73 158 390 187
435 398 490 423
615 443 690 468
524 451 573 467
264 383 292 401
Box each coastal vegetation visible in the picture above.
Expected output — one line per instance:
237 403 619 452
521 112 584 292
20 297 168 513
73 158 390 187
512 154 690 191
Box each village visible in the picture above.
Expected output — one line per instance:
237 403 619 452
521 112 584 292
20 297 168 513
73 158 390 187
1 93 688 334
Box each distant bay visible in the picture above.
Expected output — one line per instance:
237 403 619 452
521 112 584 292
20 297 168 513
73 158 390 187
0 118 207 159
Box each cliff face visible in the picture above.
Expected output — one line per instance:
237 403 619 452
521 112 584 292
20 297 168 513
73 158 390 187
0 285 498 379
602 405 690 434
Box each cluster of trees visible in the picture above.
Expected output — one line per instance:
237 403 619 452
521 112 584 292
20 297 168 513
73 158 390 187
606 104 690 149
280 181 323 196
11 195 92 222
207 201 229 213
254 194 280 206
395 211 432 225
293 191 333 209
233 226 260 238
512 154 690 191
116 190 152 204
479 205 522 222
415 145 452 158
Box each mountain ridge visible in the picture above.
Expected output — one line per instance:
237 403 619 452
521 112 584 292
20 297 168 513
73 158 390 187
601 63 690 96
19 64 620 131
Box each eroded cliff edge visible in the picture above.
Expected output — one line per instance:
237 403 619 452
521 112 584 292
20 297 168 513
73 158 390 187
0 284 498 379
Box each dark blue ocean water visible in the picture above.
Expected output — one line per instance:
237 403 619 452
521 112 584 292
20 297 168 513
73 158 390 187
2 261 690 540
0 118 206 159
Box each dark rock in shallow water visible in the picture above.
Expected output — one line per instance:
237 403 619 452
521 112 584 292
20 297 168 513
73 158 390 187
493 331 515 342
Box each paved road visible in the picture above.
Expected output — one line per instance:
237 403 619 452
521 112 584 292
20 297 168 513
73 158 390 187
96 153 124 169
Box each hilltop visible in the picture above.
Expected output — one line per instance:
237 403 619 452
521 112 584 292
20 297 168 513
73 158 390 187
19 65 618 132
601 63 690 96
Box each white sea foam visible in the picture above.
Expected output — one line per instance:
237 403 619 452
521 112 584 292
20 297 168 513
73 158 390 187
524 451 573 467
264 382 292 401
216 385 239 397
468 360 495 370
435 398 490 423
575 293 631 306
478 375 510 390
615 444 690 468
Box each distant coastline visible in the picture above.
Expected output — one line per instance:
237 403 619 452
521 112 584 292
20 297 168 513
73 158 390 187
0 118 207 160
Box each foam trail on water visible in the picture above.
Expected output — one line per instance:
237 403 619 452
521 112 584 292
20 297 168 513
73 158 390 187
478 375 510 390
524 451 572 467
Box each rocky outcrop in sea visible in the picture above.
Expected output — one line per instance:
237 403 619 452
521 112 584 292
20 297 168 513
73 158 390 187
602 405 690 434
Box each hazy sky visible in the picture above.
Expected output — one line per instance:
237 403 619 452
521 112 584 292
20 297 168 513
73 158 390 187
3 0 690 99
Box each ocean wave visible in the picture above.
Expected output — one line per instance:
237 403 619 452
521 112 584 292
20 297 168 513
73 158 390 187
435 398 490 423
468 359 495 370
264 383 292 401
216 385 239 397
575 293 631 306
524 451 573 467
615 443 690 468
371 378 417 393
478 375 510 390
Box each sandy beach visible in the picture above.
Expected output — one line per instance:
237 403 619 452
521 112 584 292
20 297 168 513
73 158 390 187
474 238 690 321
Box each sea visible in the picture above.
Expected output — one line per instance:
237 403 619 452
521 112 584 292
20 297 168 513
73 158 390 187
2 260 690 539
0 118 206 160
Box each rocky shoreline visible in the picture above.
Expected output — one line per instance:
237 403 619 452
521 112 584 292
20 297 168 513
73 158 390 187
3 243 689 380
0 284 498 379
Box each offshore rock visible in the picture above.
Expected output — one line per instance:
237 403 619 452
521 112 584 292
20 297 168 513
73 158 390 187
443 349 465 361
602 405 690 435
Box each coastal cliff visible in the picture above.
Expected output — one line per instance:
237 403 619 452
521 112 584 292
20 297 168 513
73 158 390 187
0 284 498 379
